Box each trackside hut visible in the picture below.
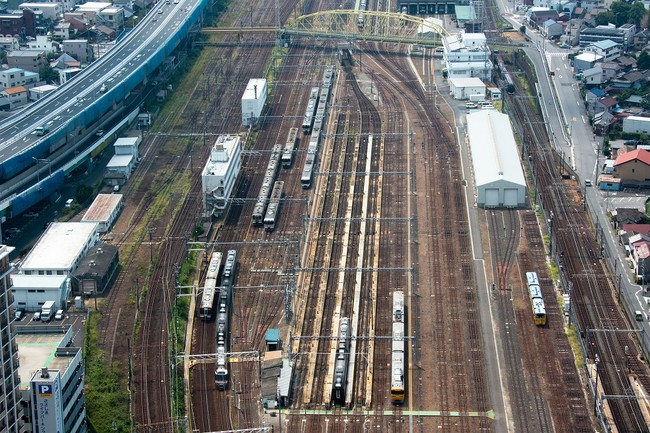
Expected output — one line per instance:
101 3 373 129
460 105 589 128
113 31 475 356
467 110 526 208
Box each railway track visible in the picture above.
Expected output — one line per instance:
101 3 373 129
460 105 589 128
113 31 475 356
506 56 649 432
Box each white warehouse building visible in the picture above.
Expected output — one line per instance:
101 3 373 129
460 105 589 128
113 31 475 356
241 78 267 126
202 135 242 218
449 77 486 100
467 110 527 208
622 116 650 135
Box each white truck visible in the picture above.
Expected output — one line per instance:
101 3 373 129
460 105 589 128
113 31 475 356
41 301 56 322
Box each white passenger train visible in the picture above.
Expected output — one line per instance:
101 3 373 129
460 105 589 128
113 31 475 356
391 291 406 403
252 144 282 225
264 181 284 232
215 249 237 390
281 127 299 169
198 252 222 321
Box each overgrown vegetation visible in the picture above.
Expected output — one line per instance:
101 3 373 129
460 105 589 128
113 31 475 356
85 313 130 433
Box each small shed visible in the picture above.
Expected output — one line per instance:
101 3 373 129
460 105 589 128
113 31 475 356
449 77 486 100
265 328 281 352
81 193 123 233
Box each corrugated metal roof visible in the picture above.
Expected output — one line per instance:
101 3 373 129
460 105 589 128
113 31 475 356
466 110 526 188
82 193 122 222
277 358 292 398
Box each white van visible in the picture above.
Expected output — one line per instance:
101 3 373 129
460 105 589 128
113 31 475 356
635 310 643 321
65 199 74 208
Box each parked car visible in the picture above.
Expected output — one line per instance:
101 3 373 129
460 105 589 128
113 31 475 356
33 311 41 321
465 102 478 109
54 309 64 320
14 309 24 320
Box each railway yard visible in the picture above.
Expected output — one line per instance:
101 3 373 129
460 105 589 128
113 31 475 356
81 0 650 432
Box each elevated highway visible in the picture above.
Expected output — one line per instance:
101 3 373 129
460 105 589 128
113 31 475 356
0 0 207 218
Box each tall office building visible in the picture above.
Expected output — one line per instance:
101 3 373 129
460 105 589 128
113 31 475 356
0 244 20 432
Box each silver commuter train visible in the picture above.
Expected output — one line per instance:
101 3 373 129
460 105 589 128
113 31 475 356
264 181 284 232
215 249 237 390
252 144 282 225
331 317 351 406
198 252 222 321
281 127 299 169
391 291 406 403
302 87 320 135
301 66 336 189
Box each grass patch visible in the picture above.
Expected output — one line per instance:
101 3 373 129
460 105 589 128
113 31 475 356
85 313 130 433
565 325 585 370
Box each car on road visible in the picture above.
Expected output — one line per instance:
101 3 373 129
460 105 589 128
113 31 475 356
465 102 477 109
24 211 39 218
158 8 164 13
55 309 64 320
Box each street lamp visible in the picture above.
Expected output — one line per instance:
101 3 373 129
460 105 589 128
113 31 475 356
593 354 600 415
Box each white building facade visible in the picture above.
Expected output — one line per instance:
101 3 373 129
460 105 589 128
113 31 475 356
442 32 492 81
202 135 242 218
241 78 267 126
10 274 67 312
467 110 527 208
623 116 650 135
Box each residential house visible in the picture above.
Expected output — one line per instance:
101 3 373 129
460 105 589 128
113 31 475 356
585 88 605 111
0 68 39 90
50 53 81 70
96 6 124 33
527 8 560 28
62 39 93 64
593 110 615 135
585 39 621 62
25 35 59 53
579 23 636 49
564 19 584 46
631 238 650 283
613 148 650 187
0 36 19 51
573 52 602 72
582 65 603 85
18 2 62 20
614 55 637 71
614 208 647 230
7 50 46 73
0 86 29 110
594 96 618 113
28 84 57 101
611 70 649 89
543 19 564 39
53 21 74 39
634 29 650 50
600 62 620 81
58 67 82 84
0 10 36 38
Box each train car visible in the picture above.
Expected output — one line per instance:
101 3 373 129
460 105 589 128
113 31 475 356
215 282 233 389
302 87 320 135
221 249 238 289
526 271 546 326
264 181 284 232
331 317 350 406
525 271 539 288
301 150 316 189
495 54 515 94
198 252 223 321
391 321 406 404
252 144 282 225
357 0 367 29
282 127 299 168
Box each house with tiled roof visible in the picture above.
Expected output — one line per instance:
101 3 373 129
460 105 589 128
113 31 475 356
614 208 647 229
0 85 28 110
613 148 650 186
594 96 618 113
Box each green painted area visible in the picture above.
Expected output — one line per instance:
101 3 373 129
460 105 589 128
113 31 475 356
280 408 495 419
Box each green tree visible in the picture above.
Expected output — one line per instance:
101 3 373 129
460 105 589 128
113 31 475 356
638 51 650 69
75 184 93 204
610 1 631 26
38 65 59 84
628 1 647 28
595 11 615 26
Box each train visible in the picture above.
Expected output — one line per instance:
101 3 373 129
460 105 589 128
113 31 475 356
198 252 223 321
215 249 238 390
301 65 335 189
281 127 299 169
302 87 320 135
391 291 406 404
252 144 282 226
331 317 351 406
495 54 515 95
525 271 547 326
358 0 367 28
264 181 284 232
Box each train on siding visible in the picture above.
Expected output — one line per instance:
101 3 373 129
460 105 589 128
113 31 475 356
331 317 351 406
301 66 335 189
302 87 320 135
525 271 547 326
281 127 299 169
391 291 406 404
252 144 282 226
215 249 238 390
198 252 223 321
264 181 284 232
495 54 515 95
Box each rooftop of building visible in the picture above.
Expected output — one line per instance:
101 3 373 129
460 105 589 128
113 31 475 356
202 135 241 178
82 194 123 222
11 273 67 288
20 222 98 271
242 78 266 100
107 154 133 168
16 328 76 389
